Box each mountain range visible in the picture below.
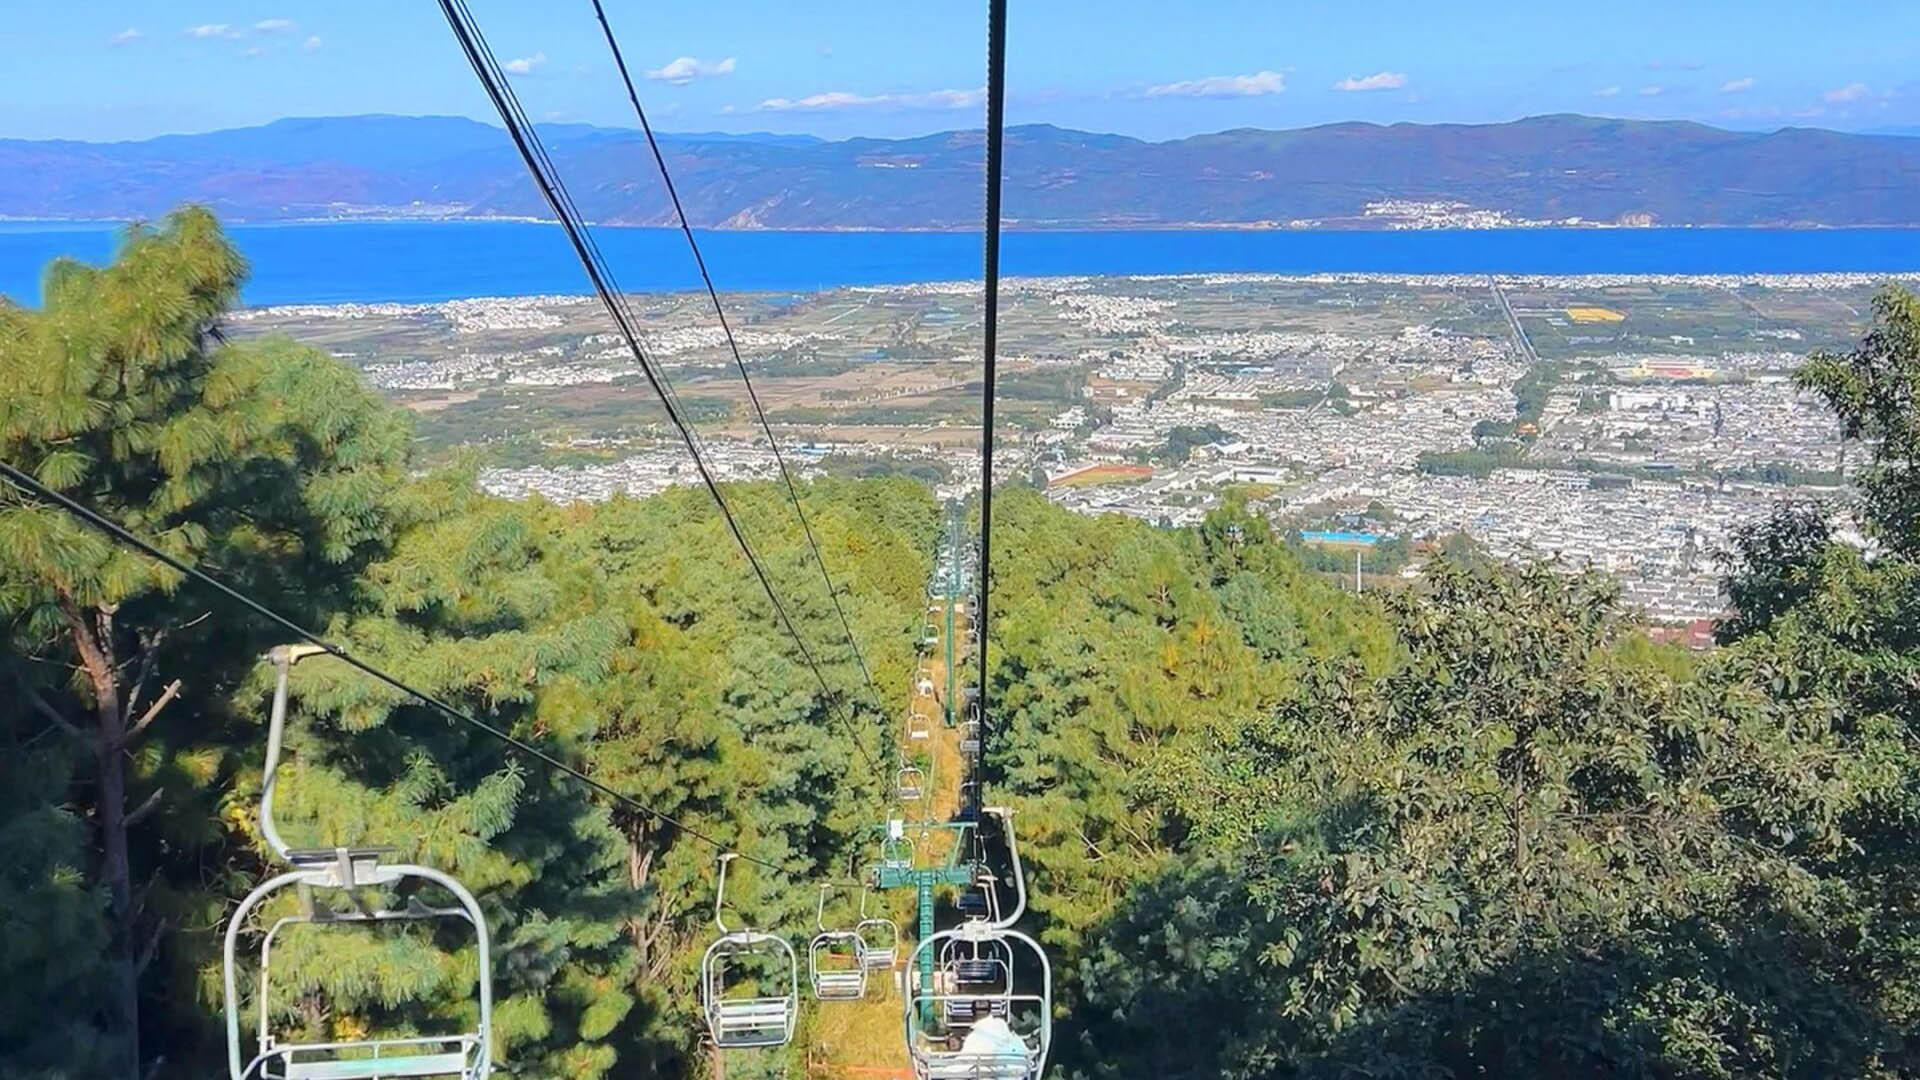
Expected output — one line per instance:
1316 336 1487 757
6 113 1920 230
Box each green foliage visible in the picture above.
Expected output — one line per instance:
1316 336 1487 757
1153 424 1234 464
1511 359 1610 425
0 715 120 1079
1797 286 1920 551
1259 387 1331 409
1072 559 1918 1077
1416 442 1525 477
239 472 935 1077
982 493 1388 977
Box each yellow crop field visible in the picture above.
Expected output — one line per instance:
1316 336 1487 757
1566 306 1626 323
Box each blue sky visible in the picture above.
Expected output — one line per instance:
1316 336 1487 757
4 0 1918 142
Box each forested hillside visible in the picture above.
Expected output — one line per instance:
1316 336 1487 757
7 213 1920 1078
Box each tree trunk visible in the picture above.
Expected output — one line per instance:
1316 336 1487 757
65 602 140 1079
97 714 141 1080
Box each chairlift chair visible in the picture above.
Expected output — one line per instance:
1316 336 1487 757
808 884 869 1001
908 709 933 742
224 645 493 1080
855 885 900 973
700 854 799 1049
897 766 926 802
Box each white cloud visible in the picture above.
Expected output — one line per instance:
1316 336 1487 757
186 24 243 39
302 35 323 51
914 88 986 108
1639 85 1665 97
253 18 295 33
242 46 265 58
759 87 983 111
645 56 737 84
1720 77 1756 94
1144 71 1286 98
1332 71 1407 92
762 91 880 110
1594 86 1621 98
503 51 547 76
109 27 143 45
1824 82 1870 104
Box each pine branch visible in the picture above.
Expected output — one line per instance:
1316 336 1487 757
133 917 166 976
5 657 81 739
124 786 165 828
120 679 181 750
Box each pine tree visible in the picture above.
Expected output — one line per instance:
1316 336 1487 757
0 207 411 1078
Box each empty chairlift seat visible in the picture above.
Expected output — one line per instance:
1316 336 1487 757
701 855 799 1049
897 766 926 802
856 887 900 973
809 884 870 1001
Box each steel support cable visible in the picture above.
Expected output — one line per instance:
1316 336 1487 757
586 0 882 713
437 0 886 788
0 461 788 876
450 0 723 486
972 0 1009 829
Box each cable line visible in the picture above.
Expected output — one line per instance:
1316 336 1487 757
972 0 1009 818
437 0 887 788
588 0 883 713
0 460 789 876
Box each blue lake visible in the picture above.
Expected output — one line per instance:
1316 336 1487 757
1 220 1916 307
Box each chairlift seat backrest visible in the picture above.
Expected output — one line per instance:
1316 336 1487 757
954 958 1003 984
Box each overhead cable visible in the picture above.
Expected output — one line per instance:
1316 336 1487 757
438 0 885 786
0 460 789 875
587 0 883 711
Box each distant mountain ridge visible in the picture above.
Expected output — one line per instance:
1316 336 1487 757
6 113 1920 229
